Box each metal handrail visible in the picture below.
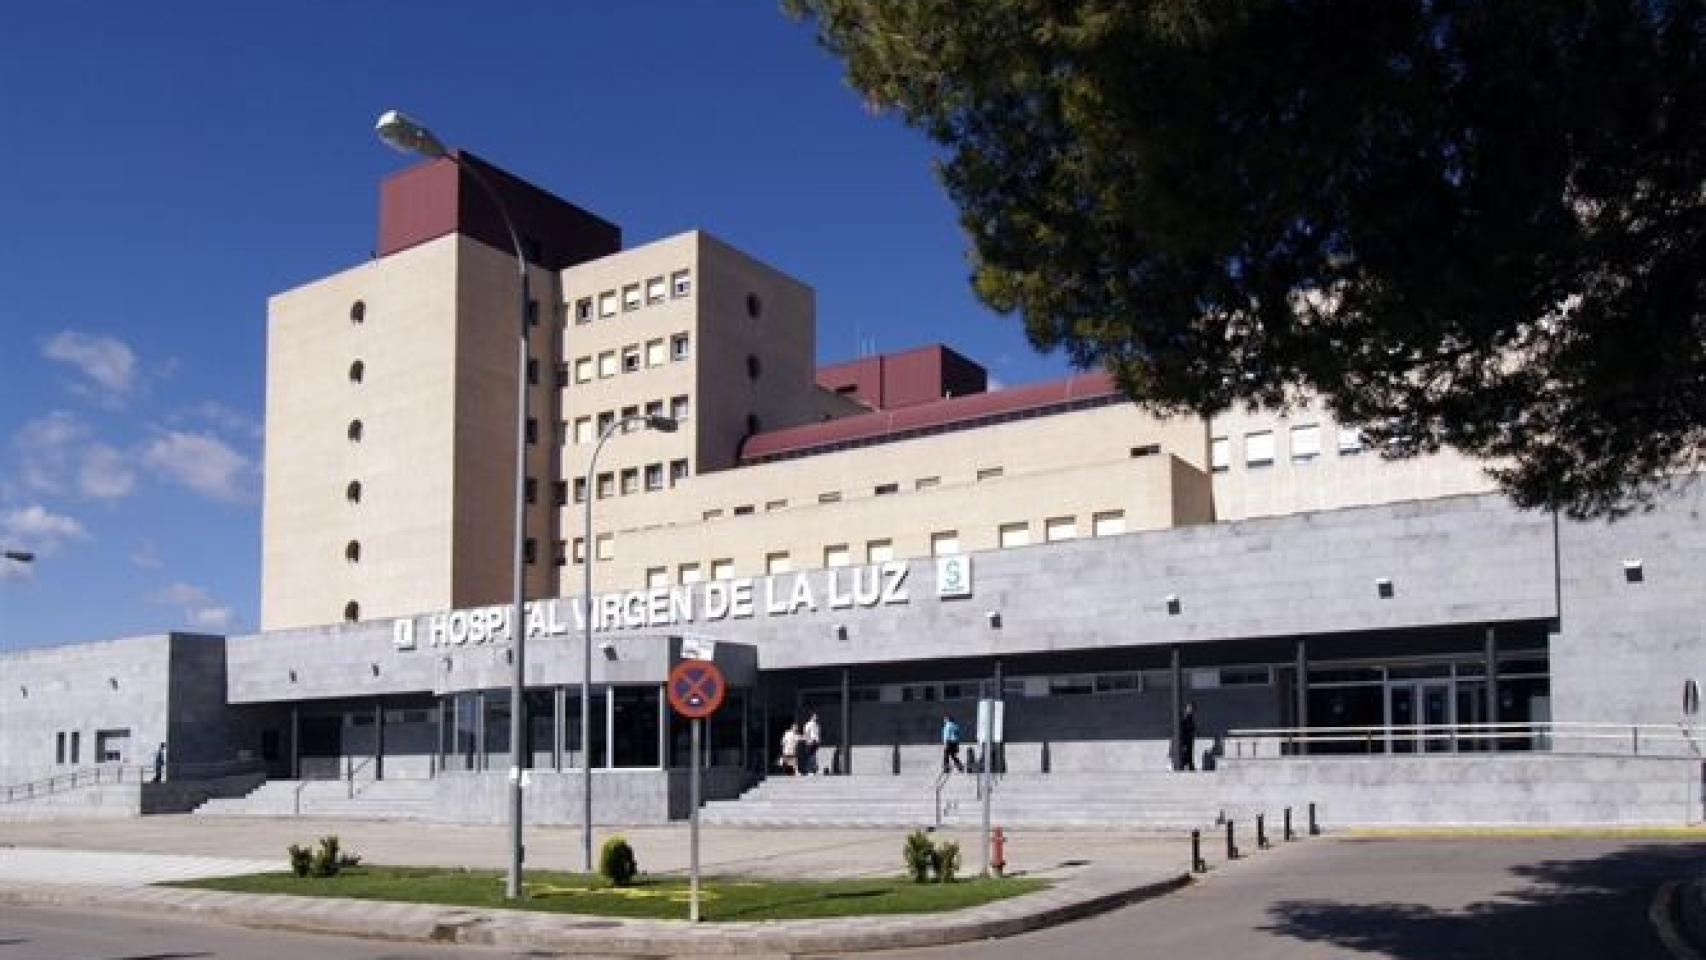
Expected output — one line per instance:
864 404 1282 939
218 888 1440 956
345 756 375 798
1 764 149 803
1226 721 1706 758
932 768 953 828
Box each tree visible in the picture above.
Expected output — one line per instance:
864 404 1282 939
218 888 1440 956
787 0 1704 517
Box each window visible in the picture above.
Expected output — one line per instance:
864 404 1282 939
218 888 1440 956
874 483 899 496
671 269 692 298
525 418 538 445
644 463 663 491
733 504 755 516
710 558 733 581
1093 511 1126 537
348 359 365 383
1290 423 1321 462
646 566 669 589
931 531 960 556
646 339 666 367
572 477 587 504
622 283 641 311
596 472 615 499
746 292 763 319
976 466 1004 481
347 419 363 443
520 538 535 565
671 333 691 361
554 540 568 567
555 420 568 445
679 563 703 584
554 362 569 387
1130 443 1161 457
1245 430 1275 467
574 417 593 444
621 404 639 421
765 499 787 511
572 538 586 563
553 480 568 506
343 601 360 623
745 414 761 434
350 300 366 324
824 544 851 567
597 411 615 434
818 491 842 504
575 298 592 323
525 299 540 328
622 345 640 373
597 351 617 378
643 400 663 420
524 478 537 504
345 480 362 503
68 730 80 765
999 522 1030 549
766 551 791 575
595 534 613 561
646 277 666 304
703 508 723 520
670 395 690 421
669 459 690 486
620 468 638 495
1338 425 1364 455
1211 436 1230 472
1045 517 1078 542
526 358 539 385
56 731 65 765
575 358 593 383
915 476 940 491
866 539 894 563
95 728 129 763
598 292 617 317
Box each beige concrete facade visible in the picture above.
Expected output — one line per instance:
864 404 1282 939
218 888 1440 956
265 222 1498 631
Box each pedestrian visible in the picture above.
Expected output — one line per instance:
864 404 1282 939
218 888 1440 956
941 713 965 773
1178 702 1197 772
152 741 167 783
780 723 802 776
802 712 823 776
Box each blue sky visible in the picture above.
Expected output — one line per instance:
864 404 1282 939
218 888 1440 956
0 3 1074 649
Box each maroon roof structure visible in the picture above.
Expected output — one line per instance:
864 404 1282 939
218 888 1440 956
742 371 1122 463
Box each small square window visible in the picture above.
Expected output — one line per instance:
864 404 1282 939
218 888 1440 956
1245 430 1275 467
572 478 587 504
645 400 664 420
976 466 1004 481
1045 516 1077 542
1093 511 1126 537
915 476 940 491
866 539 893 563
645 463 663 491
671 333 691 361
998 522 1030 549
766 551 791 575
525 418 538 445
525 300 539 328
554 362 569 387
597 412 615 434
824 544 851 567
524 478 538 504
598 292 617 318
646 339 666 367
621 404 639 421
622 346 641 373
574 417 593 444
931 531 960 556
670 395 690 421
1290 423 1321 462
575 358 593 384
818 491 842 504
647 566 669 588
710 558 733 580
679 563 703 584
703 508 724 520
733 504 755 516
622 284 641 311
671 269 692 298
572 538 585 564
765 498 787 511
1211 436 1230 472
596 472 615 499
597 351 617 378
523 537 538 565
554 540 567 567
620 468 638 495
1338 426 1364 455
575 298 593 323
595 534 613 561
874 483 898 496
646 277 666 304
526 358 539 385
669 459 690 486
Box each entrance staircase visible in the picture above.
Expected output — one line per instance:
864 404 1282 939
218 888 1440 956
700 771 1267 830
193 778 434 820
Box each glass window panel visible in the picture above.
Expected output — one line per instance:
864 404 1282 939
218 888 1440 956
613 687 661 768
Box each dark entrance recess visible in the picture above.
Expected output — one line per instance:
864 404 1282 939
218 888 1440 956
298 715 344 779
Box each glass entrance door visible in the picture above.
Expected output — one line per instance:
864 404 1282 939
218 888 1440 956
1387 681 1455 753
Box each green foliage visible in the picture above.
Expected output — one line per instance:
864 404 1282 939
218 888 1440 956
308 835 358 878
599 835 639 887
932 840 962 883
786 0 1706 518
287 843 312 878
903 829 936 883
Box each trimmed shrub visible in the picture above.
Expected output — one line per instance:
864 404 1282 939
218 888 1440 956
932 840 962 883
311 835 343 878
287 843 312 878
599 835 639 886
903 829 935 883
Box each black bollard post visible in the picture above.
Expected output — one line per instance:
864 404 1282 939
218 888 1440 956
1284 806 1295 842
1257 813 1269 849
1309 802 1321 836
1190 830 1206 873
1225 819 1239 860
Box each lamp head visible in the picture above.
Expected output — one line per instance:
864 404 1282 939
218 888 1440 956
3 550 33 563
375 110 448 159
645 415 679 433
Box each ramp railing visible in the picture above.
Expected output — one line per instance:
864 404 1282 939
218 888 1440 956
1226 721 1706 759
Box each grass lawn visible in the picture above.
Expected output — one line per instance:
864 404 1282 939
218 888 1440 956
166 867 1048 922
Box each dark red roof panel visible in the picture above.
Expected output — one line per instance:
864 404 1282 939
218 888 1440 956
742 371 1121 462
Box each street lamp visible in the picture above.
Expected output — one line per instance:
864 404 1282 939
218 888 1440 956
3 550 34 564
376 109 534 901
582 414 677 871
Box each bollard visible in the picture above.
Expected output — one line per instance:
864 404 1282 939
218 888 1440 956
1257 813 1269 849
1190 830 1206 873
1284 806 1295 842
1225 819 1239 860
1309 802 1321 836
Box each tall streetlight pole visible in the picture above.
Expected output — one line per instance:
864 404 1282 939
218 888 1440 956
581 413 677 872
376 110 533 900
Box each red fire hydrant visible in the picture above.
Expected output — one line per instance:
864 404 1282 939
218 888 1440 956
991 826 1008 877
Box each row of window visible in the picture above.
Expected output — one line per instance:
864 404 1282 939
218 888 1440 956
1211 423 1362 472
573 270 693 324
798 666 1274 707
570 333 692 383
699 466 1009 521
567 396 691 446
53 727 132 765
618 511 1129 585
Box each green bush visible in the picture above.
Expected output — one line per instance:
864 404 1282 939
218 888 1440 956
903 829 935 883
311 835 343 878
287 843 312 878
932 841 962 883
599 835 639 886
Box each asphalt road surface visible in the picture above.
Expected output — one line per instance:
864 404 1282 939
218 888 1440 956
0 837 1695 959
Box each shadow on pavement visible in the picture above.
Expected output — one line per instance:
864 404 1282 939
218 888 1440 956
1261 841 1705 960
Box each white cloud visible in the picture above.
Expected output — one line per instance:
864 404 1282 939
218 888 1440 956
12 411 88 495
79 443 136 500
1 504 90 558
130 540 163 570
177 401 262 439
149 580 236 633
43 331 138 405
142 431 254 503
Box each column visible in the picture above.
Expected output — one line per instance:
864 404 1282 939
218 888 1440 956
289 704 300 780
1294 640 1309 756
374 701 385 781
1170 646 1183 771
1484 626 1499 753
840 667 852 776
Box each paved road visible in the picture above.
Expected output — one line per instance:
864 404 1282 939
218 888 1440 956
823 837 1699 959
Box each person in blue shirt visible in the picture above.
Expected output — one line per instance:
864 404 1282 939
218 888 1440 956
941 714 965 773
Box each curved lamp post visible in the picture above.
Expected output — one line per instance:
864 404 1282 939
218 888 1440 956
376 110 533 900
581 414 677 871
3 550 34 563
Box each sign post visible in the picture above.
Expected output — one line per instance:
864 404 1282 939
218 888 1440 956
975 697 1005 876
668 658 725 923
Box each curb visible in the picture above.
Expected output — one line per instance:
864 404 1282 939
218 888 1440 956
1653 881 1706 960
0 871 1190 955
